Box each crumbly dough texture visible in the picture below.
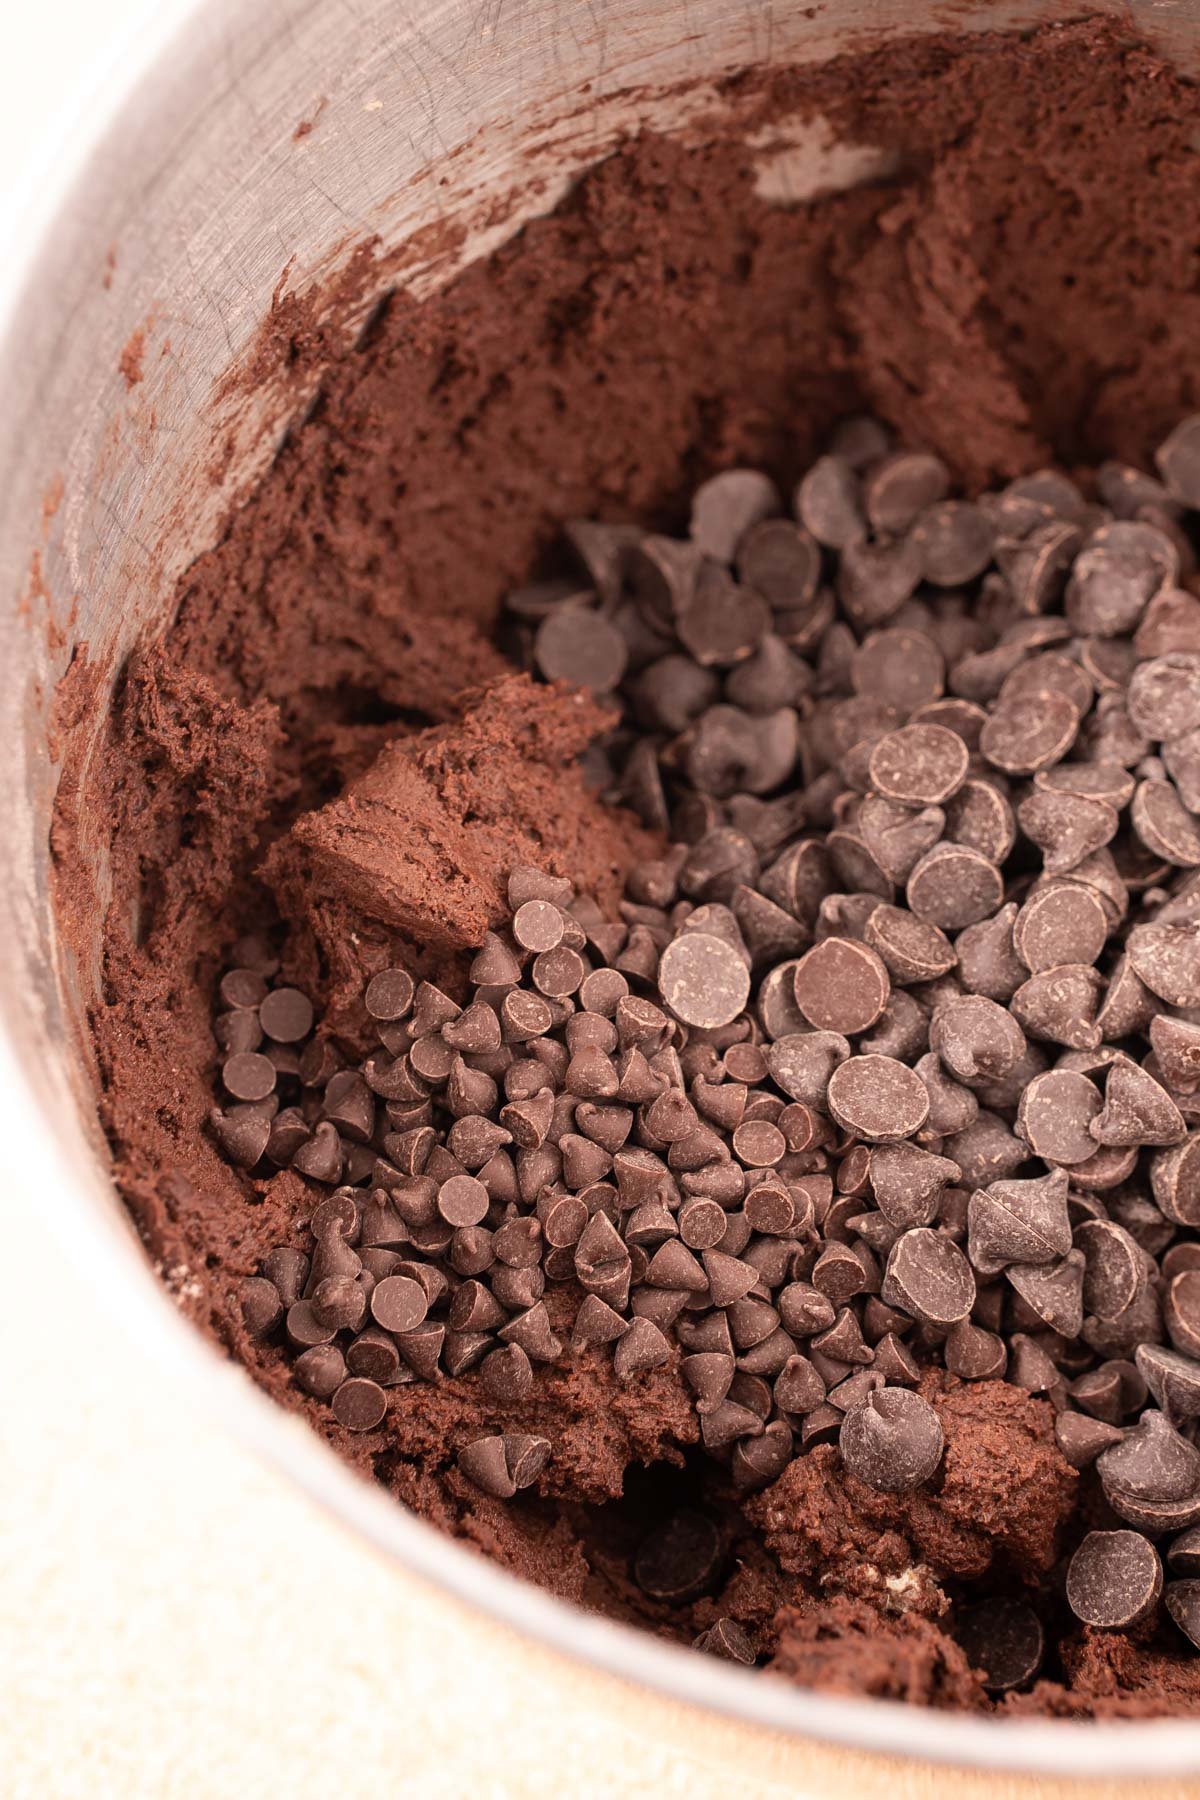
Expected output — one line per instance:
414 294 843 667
51 19 1200 1714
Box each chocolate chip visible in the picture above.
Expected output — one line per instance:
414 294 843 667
915 501 994 586
535 605 629 692
826 1055 929 1142
1128 920 1200 1008
344 1328 400 1382
1011 965 1104 1051
955 1598 1044 1692
239 1276 283 1339
1055 1412 1125 1468
311 1274 367 1332
677 566 771 669
258 986 314 1043
364 968 416 1021
1066 1530 1163 1629
795 455 864 549
1128 653 1200 743
215 1009 263 1055
436 1174 490 1228
220 968 268 1010
881 1226 975 1327
370 1275 429 1335
657 931 750 1029
1154 1141 1200 1230
635 1510 722 1601
693 1619 756 1664
223 1051 276 1103
614 1315 672 1377
210 1105 272 1169
864 451 950 537
691 469 779 564
1151 1016 1200 1096
839 1387 944 1491
459 1432 551 1499
1166 1581 1200 1649
1098 1410 1200 1511
331 1377 388 1431
906 843 1005 931
1007 1251 1085 1339
736 518 821 610
1075 1219 1143 1321
1092 1057 1185 1149
944 1320 1007 1381
295 1344 347 1399
981 690 1080 775
1011 883 1107 977
1134 1344 1200 1424
791 937 890 1037
930 996 1025 1087
999 1129 1070 1247
1016 1070 1102 1165
869 723 969 807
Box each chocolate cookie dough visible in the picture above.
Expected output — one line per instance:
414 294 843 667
50 17 1200 1719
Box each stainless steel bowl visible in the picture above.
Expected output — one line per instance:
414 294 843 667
3 0 1200 1779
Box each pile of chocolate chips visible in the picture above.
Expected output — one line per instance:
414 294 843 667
215 414 1200 1665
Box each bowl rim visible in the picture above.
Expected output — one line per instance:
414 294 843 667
4 0 1200 1775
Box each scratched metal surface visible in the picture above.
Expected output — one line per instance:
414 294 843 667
2 0 1200 1775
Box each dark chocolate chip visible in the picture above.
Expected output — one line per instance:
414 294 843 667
1066 1530 1162 1628
839 1387 944 1491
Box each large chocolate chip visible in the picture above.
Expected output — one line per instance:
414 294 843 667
792 937 890 1035
826 1055 930 1142
839 1388 944 1491
634 1510 722 1601
1067 1531 1163 1629
955 1598 1044 1692
881 1228 975 1325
